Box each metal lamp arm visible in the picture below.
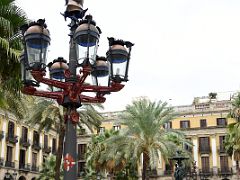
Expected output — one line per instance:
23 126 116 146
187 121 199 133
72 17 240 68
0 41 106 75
22 86 64 103
31 70 72 90
79 82 124 93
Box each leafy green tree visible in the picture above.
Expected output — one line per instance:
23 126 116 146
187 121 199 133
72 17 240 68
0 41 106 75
25 97 103 180
38 155 63 180
0 0 28 92
111 98 187 180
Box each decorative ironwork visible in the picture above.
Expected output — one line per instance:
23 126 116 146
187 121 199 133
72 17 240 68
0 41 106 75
32 143 41 151
5 161 15 168
20 138 31 147
43 146 51 154
6 134 18 144
19 163 31 171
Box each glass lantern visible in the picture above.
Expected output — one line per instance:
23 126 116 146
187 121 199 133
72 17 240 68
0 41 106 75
20 52 39 86
23 20 50 70
74 15 101 66
91 56 110 87
48 57 69 92
106 37 134 83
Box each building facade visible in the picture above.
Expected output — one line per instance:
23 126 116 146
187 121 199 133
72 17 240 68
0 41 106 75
0 110 58 180
77 93 239 180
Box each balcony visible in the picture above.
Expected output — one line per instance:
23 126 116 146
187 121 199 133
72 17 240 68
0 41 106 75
0 131 4 139
20 138 31 148
218 168 233 177
199 169 213 178
6 134 18 144
199 147 211 154
5 161 15 168
31 165 39 172
42 146 51 154
32 143 41 151
19 163 31 171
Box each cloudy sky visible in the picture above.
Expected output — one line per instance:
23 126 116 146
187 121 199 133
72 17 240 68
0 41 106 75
16 0 240 112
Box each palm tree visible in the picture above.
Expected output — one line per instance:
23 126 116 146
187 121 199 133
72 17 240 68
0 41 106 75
85 129 122 179
225 92 240 177
25 97 103 180
111 98 187 180
0 0 28 92
38 155 63 180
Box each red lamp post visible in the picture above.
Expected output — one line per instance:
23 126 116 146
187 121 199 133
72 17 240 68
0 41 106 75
20 1 134 180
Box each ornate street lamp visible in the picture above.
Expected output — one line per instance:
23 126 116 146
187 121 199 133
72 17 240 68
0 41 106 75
20 1 134 180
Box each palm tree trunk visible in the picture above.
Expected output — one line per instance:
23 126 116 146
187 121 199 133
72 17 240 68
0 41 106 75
55 124 65 180
142 152 149 180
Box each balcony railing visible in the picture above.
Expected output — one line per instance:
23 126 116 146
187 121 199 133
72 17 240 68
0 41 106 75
32 143 41 151
5 161 15 168
0 131 4 139
6 134 18 144
199 168 213 177
20 138 31 148
31 165 39 172
42 146 51 154
19 163 31 171
199 147 211 154
218 168 233 177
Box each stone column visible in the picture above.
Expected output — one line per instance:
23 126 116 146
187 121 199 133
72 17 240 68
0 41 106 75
211 135 218 175
193 137 199 170
1 121 7 159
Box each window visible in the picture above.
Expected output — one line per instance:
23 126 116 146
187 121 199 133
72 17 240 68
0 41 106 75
98 127 105 134
219 136 226 152
32 152 37 167
217 118 227 126
6 146 13 163
199 137 210 153
200 119 207 128
78 144 87 160
78 162 86 176
183 138 192 152
44 135 48 148
22 126 28 141
8 121 15 137
33 131 39 145
19 149 26 168
220 156 229 172
180 120 190 129
201 156 210 172
113 125 121 131
52 138 57 153
163 122 172 129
